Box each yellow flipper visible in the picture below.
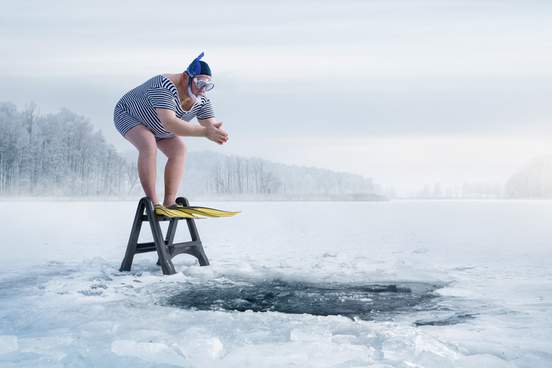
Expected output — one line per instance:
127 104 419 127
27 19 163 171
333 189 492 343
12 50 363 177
181 206 241 218
154 205 204 219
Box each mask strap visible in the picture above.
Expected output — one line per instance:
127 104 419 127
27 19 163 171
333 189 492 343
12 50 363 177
186 74 199 104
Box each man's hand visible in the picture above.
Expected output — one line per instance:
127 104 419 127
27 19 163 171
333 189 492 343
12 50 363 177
205 121 228 145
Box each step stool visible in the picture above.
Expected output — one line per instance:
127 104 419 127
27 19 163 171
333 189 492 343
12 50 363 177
119 196 209 275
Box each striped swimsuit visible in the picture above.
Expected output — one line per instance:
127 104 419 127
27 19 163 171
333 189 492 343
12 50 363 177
113 74 215 140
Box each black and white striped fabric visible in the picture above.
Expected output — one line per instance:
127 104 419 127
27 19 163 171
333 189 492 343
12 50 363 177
113 74 215 139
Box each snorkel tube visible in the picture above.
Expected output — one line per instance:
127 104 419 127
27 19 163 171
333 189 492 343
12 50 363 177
185 51 208 103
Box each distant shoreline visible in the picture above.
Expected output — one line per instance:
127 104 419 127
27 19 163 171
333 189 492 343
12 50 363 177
1 196 551 202
0 195 387 202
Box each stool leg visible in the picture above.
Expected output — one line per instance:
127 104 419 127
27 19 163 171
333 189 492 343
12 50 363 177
177 197 210 266
119 197 146 272
156 219 178 266
189 234 210 266
144 198 176 275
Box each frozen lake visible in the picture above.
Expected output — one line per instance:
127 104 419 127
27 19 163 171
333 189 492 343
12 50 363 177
0 199 551 367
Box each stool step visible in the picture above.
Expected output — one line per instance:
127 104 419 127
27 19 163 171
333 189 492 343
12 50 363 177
135 240 202 254
140 215 190 221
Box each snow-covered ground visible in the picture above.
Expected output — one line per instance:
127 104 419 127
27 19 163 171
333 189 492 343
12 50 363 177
0 199 551 367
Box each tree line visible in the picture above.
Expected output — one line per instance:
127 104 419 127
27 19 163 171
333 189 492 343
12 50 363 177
0 102 129 196
505 156 552 198
184 151 378 199
0 102 379 199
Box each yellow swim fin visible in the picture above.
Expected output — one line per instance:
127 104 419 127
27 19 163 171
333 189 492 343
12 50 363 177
154 204 204 219
180 206 241 218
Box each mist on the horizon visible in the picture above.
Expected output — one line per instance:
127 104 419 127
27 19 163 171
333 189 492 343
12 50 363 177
1 0 551 195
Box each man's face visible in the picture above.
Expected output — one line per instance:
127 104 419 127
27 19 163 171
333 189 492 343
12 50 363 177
191 75 213 96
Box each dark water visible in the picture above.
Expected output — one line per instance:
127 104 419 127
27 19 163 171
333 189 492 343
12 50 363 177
162 279 472 324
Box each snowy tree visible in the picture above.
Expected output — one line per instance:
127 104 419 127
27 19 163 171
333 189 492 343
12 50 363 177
505 156 552 198
0 102 131 196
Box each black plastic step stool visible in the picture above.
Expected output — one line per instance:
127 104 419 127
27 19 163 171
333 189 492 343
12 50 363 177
119 196 210 275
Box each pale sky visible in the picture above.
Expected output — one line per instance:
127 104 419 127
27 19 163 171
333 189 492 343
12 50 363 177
1 0 551 194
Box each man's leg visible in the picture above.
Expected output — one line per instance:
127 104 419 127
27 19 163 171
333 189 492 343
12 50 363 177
156 136 187 207
124 125 160 205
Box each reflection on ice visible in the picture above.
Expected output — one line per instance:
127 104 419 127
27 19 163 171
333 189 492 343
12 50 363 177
164 279 453 322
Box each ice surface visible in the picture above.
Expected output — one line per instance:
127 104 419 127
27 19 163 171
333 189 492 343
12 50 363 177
0 199 551 367
0 336 17 355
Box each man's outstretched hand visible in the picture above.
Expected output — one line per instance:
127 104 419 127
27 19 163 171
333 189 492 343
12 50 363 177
205 121 229 145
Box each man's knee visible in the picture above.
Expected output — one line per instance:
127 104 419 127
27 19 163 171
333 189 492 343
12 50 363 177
162 138 187 159
139 143 157 158
176 139 187 157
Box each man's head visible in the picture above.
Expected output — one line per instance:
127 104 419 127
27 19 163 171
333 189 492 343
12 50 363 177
185 52 214 96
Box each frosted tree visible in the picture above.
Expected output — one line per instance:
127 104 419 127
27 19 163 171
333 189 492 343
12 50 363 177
0 102 132 196
506 156 552 198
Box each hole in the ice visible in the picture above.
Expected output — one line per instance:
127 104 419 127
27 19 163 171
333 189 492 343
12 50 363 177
163 279 453 322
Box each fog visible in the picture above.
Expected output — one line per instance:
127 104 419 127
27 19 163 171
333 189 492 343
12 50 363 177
1 0 551 194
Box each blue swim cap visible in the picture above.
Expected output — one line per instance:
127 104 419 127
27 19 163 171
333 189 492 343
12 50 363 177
186 52 212 77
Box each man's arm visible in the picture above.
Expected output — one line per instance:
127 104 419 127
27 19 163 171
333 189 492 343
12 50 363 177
197 117 219 127
156 108 228 144
155 108 207 137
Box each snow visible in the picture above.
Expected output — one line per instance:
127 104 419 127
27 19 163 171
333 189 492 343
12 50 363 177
0 199 551 367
